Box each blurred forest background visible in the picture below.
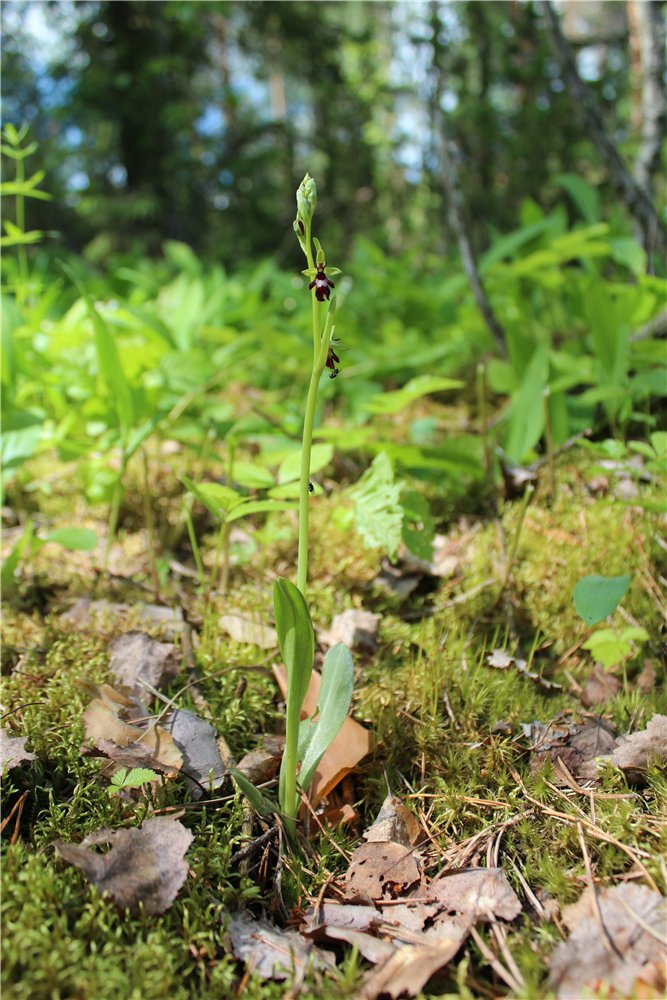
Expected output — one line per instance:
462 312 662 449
3 0 665 271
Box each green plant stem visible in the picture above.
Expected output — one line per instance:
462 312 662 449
184 504 206 588
476 362 493 490
544 387 557 504
15 152 29 306
502 483 535 590
142 448 160 599
220 442 236 596
104 453 127 568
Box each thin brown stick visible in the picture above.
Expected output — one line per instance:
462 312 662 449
470 926 524 994
577 822 623 959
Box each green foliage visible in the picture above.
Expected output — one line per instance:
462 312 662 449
298 643 354 792
573 574 632 627
106 767 159 795
581 626 649 669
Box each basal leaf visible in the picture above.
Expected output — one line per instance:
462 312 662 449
299 643 354 793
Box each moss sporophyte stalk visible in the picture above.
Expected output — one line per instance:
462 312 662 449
268 176 352 837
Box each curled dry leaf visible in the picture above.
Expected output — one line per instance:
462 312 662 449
272 664 373 806
218 613 277 650
319 609 380 653
54 817 193 914
108 630 181 700
1 729 37 771
549 883 667 999
81 682 183 775
163 707 227 799
362 794 421 848
236 734 284 785
227 912 335 983
609 714 667 782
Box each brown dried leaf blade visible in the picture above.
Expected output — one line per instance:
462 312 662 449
1 729 37 771
108 630 181 700
54 817 193 914
548 884 667 999
228 912 334 983
610 714 667 782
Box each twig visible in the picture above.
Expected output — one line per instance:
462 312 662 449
470 926 524 994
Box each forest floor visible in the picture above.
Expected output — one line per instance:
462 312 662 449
2 408 666 1000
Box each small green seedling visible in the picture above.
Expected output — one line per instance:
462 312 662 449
581 626 649 669
107 767 159 796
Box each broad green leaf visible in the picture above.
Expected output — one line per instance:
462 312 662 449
230 461 274 490
554 173 600 224
582 626 648 668
347 452 403 559
43 528 98 551
273 579 314 713
573 574 631 626
180 476 243 520
229 768 278 817
364 375 463 415
60 263 134 442
401 490 434 562
504 344 549 462
277 444 333 485
225 499 296 522
298 643 354 792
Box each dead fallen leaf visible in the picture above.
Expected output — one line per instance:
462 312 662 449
529 718 618 784
272 664 373 806
62 599 184 640
227 912 334 983
1 729 37 771
549 883 667 999
236 735 284 785
108 631 181 699
54 817 193 914
81 682 183 775
375 562 422 600
636 660 657 695
609 714 667 782
487 649 562 690
218 613 277 650
163 707 227 798
319 609 380 653
344 842 422 904
582 665 621 707
427 868 522 924
363 794 422 848
359 937 465 1000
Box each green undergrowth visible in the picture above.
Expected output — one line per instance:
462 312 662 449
2 450 666 999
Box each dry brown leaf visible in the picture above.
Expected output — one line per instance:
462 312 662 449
359 937 466 1000
218 613 277 650
236 735 284 785
549 883 667 999
62 599 185 640
81 682 183 775
343 842 422 904
272 664 373 806
108 631 181 699
319 609 380 653
530 718 618 784
54 817 193 914
227 912 334 983
163 708 227 798
427 868 522 923
363 794 422 848
609 714 667 781
582 665 621 707
636 660 657 694
1 729 37 771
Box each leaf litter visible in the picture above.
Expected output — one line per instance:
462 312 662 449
108 630 181 701
54 817 193 914
1 729 37 771
548 883 667 999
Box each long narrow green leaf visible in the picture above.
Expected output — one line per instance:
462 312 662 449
273 578 314 710
60 262 134 443
298 643 354 792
